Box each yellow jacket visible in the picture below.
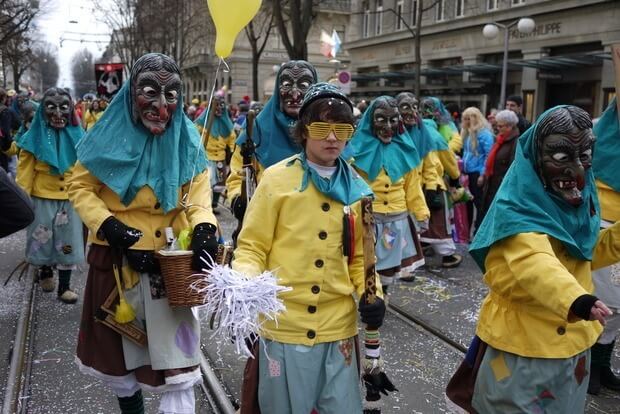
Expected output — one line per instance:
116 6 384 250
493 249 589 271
232 155 378 345
4 141 18 157
16 150 72 200
356 167 429 222
68 162 217 251
225 145 266 201
476 227 620 359
448 130 463 154
83 110 104 131
420 151 443 190
196 125 236 162
596 179 620 222
434 149 460 185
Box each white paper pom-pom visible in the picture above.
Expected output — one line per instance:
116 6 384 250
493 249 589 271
190 263 291 358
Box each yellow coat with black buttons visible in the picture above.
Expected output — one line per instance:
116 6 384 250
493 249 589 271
232 154 381 346
476 225 620 359
16 150 72 200
597 179 620 222
196 125 236 162
67 162 217 251
355 167 430 222
226 145 266 202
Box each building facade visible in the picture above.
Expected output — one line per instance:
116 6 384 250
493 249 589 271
345 0 620 118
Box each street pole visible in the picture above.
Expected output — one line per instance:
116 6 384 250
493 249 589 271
499 25 510 110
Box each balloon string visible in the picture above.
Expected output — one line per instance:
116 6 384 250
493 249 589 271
183 58 225 209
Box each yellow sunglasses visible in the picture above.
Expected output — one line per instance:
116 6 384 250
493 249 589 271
306 122 354 141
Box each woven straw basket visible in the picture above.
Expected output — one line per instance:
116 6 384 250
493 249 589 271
156 251 208 307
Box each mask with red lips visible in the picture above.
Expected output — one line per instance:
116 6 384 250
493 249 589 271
131 53 182 136
372 97 401 144
535 106 594 207
396 92 419 129
278 62 316 118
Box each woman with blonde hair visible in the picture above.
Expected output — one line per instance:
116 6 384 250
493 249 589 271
461 106 494 233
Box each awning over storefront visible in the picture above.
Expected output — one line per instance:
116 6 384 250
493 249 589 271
352 51 612 81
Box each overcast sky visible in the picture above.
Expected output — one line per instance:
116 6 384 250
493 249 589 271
34 0 110 89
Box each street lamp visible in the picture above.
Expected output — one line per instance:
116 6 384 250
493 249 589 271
483 17 535 108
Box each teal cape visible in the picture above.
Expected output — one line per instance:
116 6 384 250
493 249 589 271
288 152 373 206
16 103 83 175
470 106 600 272
236 65 318 168
410 119 449 158
593 98 620 192
346 97 421 182
194 106 234 138
76 82 208 213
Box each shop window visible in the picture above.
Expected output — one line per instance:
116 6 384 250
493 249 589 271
435 0 445 22
411 0 418 26
487 0 498 10
456 0 465 18
396 0 404 30
523 90 535 122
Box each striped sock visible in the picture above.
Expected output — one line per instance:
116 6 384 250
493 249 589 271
57 269 71 295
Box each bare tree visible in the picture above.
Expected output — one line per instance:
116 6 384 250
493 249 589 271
94 0 142 68
0 0 37 45
33 43 60 91
71 49 96 97
273 0 319 60
2 29 35 88
245 3 276 100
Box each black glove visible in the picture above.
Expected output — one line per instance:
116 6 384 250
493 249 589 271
98 216 142 249
358 294 386 328
190 222 219 271
363 370 398 401
125 249 160 274
424 188 444 210
448 176 462 189
570 294 598 321
231 195 247 221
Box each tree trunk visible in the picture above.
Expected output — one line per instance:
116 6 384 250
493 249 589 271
414 0 423 98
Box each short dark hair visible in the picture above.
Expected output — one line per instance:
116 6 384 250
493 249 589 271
293 97 355 147
506 95 523 107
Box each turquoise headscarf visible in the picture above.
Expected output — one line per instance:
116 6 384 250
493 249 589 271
236 61 318 168
347 97 421 182
470 106 600 272
407 118 449 158
194 104 234 138
289 152 373 206
593 98 620 192
76 81 208 213
16 100 83 175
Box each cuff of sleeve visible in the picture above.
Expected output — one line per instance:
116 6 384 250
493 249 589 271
570 294 599 321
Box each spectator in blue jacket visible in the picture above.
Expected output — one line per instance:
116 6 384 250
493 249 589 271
461 106 494 233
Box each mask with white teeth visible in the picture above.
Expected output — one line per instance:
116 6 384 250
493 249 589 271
536 107 594 207
43 88 73 130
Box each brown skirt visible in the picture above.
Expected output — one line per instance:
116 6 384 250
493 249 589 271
76 244 196 388
421 192 451 242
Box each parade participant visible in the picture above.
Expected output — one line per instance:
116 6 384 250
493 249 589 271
15 87 84 303
194 95 236 213
233 83 384 413
420 96 463 153
0 88 21 172
481 109 520 218
588 97 620 394
417 116 463 268
460 107 494 233
347 95 429 292
447 105 620 413
249 100 263 115
83 99 105 130
226 60 318 224
69 53 219 414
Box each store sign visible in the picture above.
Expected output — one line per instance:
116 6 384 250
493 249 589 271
510 22 562 40
537 72 563 80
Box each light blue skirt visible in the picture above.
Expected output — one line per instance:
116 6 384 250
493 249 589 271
258 338 362 414
472 345 590 413
374 212 423 273
25 197 84 266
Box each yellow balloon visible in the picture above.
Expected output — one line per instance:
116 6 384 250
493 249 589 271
208 0 262 59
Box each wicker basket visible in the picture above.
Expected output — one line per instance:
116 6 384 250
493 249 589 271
156 251 207 307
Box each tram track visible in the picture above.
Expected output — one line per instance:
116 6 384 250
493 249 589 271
1 264 236 414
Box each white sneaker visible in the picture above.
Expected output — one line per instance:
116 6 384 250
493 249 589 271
58 289 78 304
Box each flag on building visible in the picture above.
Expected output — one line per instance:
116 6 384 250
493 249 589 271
320 29 343 58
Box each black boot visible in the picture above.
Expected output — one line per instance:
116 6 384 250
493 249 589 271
588 343 604 395
600 341 620 391
117 390 144 414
